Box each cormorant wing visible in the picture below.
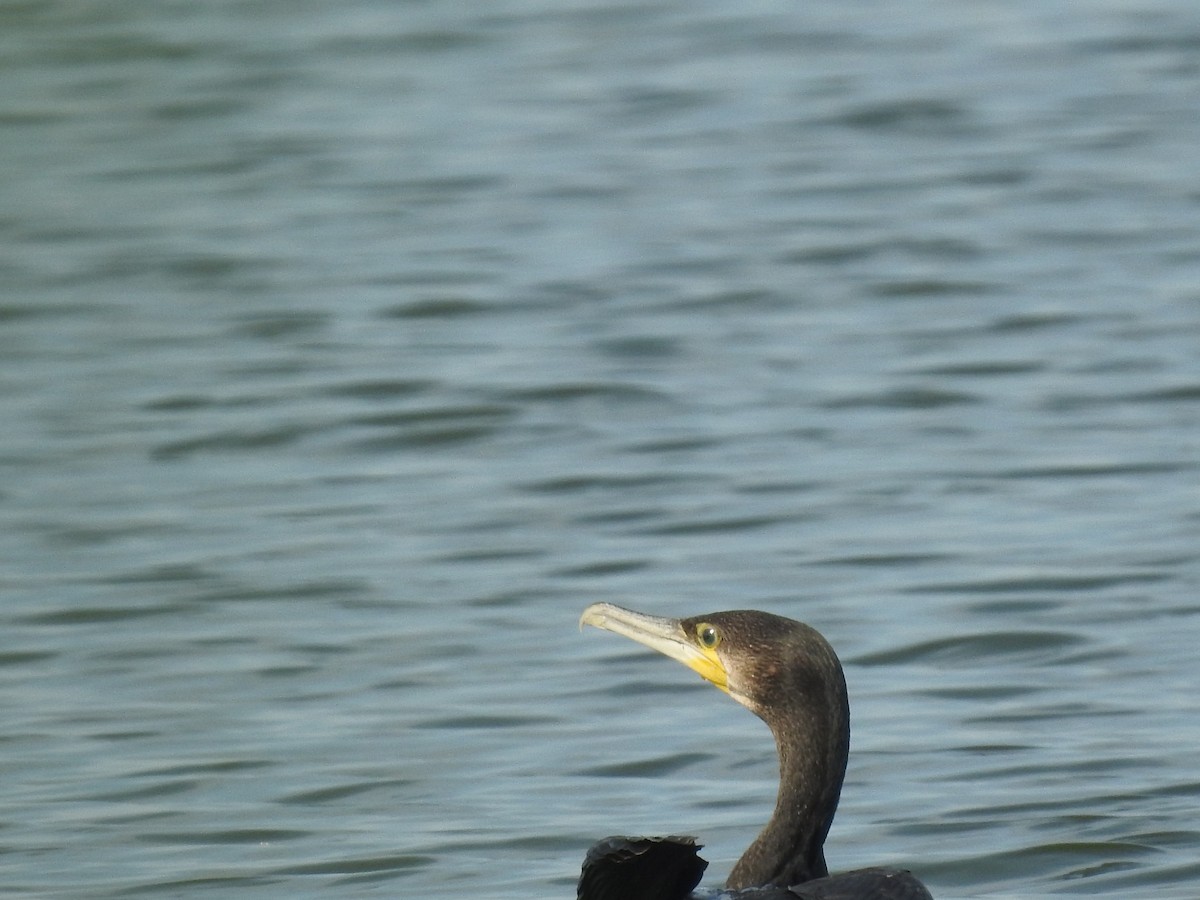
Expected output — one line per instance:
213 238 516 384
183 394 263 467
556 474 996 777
577 835 707 900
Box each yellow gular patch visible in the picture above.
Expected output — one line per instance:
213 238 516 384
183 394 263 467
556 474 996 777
684 647 730 694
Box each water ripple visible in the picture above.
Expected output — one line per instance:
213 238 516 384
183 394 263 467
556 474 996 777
271 854 434 877
854 631 1087 667
277 780 412 806
137 829 312 845
577 752 714 779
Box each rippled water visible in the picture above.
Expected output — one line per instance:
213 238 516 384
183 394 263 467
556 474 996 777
3 1 1200 897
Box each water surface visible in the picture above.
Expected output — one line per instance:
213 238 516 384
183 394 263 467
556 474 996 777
2 1 1199 897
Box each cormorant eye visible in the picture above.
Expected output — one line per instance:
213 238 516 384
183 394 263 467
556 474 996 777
696 623 721 650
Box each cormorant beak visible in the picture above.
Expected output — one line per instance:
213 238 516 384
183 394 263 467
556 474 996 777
580 602 730 694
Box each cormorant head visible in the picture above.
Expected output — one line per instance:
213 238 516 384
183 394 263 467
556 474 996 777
579 604 846 733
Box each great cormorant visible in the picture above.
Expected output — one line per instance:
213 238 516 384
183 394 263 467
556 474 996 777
577 603 932 900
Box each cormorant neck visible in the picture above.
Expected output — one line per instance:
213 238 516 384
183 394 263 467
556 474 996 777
725 692 849 890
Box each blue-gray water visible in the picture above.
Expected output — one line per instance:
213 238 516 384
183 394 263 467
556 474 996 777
3 2 1199 897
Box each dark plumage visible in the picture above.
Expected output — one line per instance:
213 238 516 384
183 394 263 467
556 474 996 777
577 836 706 900
577 603 932 900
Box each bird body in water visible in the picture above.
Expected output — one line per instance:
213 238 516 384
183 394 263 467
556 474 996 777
577 603 932 900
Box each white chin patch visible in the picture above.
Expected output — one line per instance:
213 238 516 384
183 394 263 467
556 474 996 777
728 684 757 712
